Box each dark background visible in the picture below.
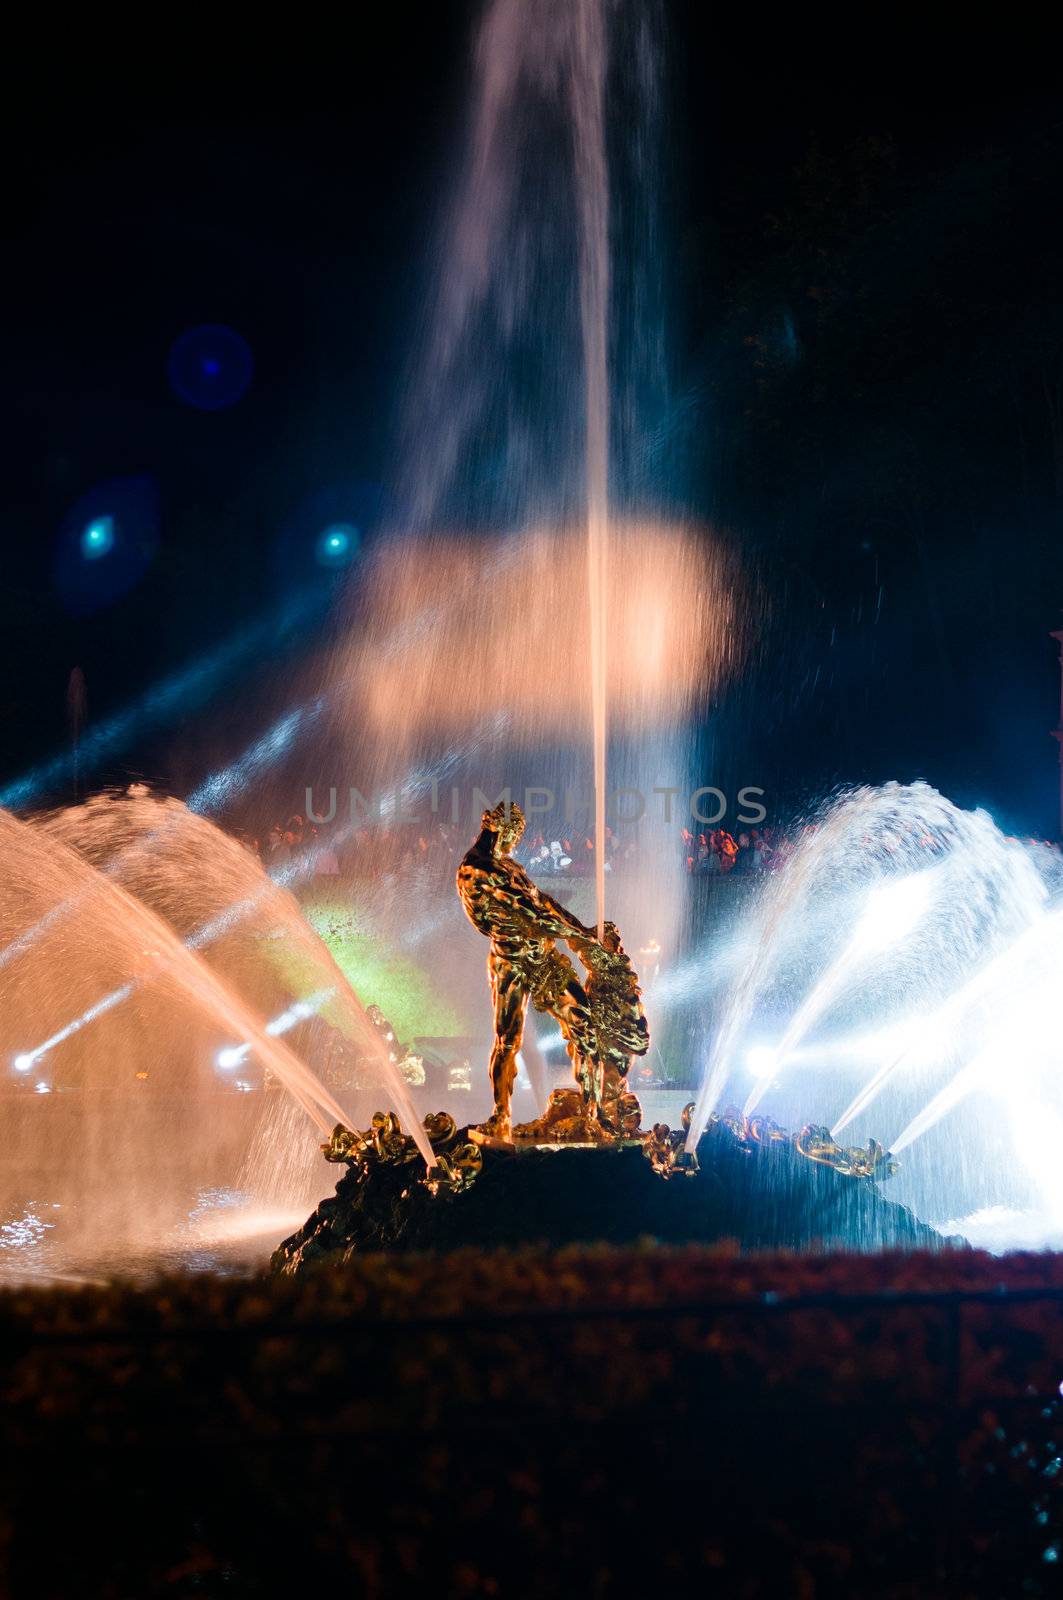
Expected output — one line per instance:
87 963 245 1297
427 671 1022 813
2 6 1061 832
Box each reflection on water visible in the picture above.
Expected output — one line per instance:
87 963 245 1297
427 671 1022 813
0 1185 302 1286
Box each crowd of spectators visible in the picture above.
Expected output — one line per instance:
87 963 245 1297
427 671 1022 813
239 812 1063 888
522 824 785 876
680 826 782 875
237 813 791 884
237 814 462 883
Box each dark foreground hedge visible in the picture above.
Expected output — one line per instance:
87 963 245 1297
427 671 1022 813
3 1245 1063 1597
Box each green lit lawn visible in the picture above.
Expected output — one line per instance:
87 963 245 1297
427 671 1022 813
300 899 470 1041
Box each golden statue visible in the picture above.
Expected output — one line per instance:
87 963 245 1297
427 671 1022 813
580 921 648 1136
456 801 645 1143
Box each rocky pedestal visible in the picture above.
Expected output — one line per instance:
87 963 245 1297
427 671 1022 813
272 1116 952 1274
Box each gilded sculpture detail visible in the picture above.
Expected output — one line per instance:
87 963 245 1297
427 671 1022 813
456 800 646 1144
318 807 898 1191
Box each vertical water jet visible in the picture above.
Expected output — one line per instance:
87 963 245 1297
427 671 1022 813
571 0 610 936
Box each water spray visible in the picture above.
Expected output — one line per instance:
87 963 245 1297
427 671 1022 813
215 989 335 1073
743 869 936 1119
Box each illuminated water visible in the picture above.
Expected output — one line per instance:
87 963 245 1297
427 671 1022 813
12 0 1058 1276
0 793 442 1279
390 0 698 945
686 782 1063 1244
319 0 739 1075
0 1192 306 1286
35 789 428 1151
570 0 611 936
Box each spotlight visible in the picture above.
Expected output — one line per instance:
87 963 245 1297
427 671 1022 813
81 516 115 560
13 981 135 1075
745 1045 777 1078
34 1082 51 1095
216 1046 249 1072
213 991 333 1076
316 523 358 567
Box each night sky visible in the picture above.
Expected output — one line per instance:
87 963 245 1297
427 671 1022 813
4 8 1062 832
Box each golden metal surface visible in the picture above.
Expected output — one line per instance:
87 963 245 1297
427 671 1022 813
422 1110 458 1149
424 1141 483 1196
581 920 648 1135
321 1122 371 1164
795 1124 898 1181
457 801 648 1142
317 808 897 1194
365 1002 425 1085
643 1120 699 1178
705 1108 896 1181
510 1086 619 1145
321 1107 481 1196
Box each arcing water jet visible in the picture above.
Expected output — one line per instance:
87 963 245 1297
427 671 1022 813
35 791 433 1164
688 781 1063 1240
0 808 346 1137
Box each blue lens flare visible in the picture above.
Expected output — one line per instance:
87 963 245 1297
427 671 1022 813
316 523 359 567
81 516 115 560
167 324 253 411
55 476 159 618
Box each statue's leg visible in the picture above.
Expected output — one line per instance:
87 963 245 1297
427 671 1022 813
520 1022 549 1118
486 957 528 1136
